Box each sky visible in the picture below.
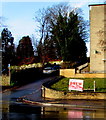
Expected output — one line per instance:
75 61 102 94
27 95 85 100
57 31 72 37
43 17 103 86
1 0 105 56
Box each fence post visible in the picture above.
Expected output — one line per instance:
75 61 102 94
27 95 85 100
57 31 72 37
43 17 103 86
94 81 96 92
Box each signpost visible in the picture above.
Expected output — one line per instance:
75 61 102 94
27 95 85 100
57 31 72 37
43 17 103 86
8 64 10 76
69 79 84 92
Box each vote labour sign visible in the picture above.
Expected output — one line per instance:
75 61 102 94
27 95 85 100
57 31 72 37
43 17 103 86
69 79 84 91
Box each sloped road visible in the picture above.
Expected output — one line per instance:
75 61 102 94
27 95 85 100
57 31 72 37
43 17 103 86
2 76 56 103
1 76 56 119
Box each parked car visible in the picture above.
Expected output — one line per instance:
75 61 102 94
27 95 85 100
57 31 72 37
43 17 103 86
53 65 61 70
43 67 57 74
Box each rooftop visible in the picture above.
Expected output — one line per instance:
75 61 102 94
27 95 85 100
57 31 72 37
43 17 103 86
89 3 106 7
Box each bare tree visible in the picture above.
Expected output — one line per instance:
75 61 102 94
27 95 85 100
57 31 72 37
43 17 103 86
34 2 88 63
0 16 7 28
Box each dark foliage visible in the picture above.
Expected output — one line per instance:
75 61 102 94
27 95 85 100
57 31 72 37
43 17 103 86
17 36 34 65
1 28 16 74
11 68 43 86
36 3 88 64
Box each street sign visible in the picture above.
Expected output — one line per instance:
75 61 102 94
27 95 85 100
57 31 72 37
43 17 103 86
69 79 84 91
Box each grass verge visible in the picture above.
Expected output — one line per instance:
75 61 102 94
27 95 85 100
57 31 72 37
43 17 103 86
51 77 106 92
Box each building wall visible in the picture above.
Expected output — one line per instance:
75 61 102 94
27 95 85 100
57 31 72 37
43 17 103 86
90 4 106 73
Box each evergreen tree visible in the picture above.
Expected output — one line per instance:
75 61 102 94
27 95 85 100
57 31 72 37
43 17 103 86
17 36 34 59
51 11 87 62
35 3 88 64
1 28 15 74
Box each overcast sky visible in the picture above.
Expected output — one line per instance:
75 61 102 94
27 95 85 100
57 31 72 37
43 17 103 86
1 0 104 56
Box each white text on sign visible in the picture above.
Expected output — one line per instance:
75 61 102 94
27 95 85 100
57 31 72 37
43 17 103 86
69 79 84 91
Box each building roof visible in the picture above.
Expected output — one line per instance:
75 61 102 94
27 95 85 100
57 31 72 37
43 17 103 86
89 4 106 7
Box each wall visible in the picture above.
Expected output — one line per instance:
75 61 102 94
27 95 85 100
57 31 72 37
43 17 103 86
60 69 75 78
0 75 10 86
60 69 106 78
42 86 106 100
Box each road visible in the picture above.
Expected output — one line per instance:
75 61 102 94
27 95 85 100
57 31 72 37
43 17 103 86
1 76 106 119
1 76 56 120
3 76 55 100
